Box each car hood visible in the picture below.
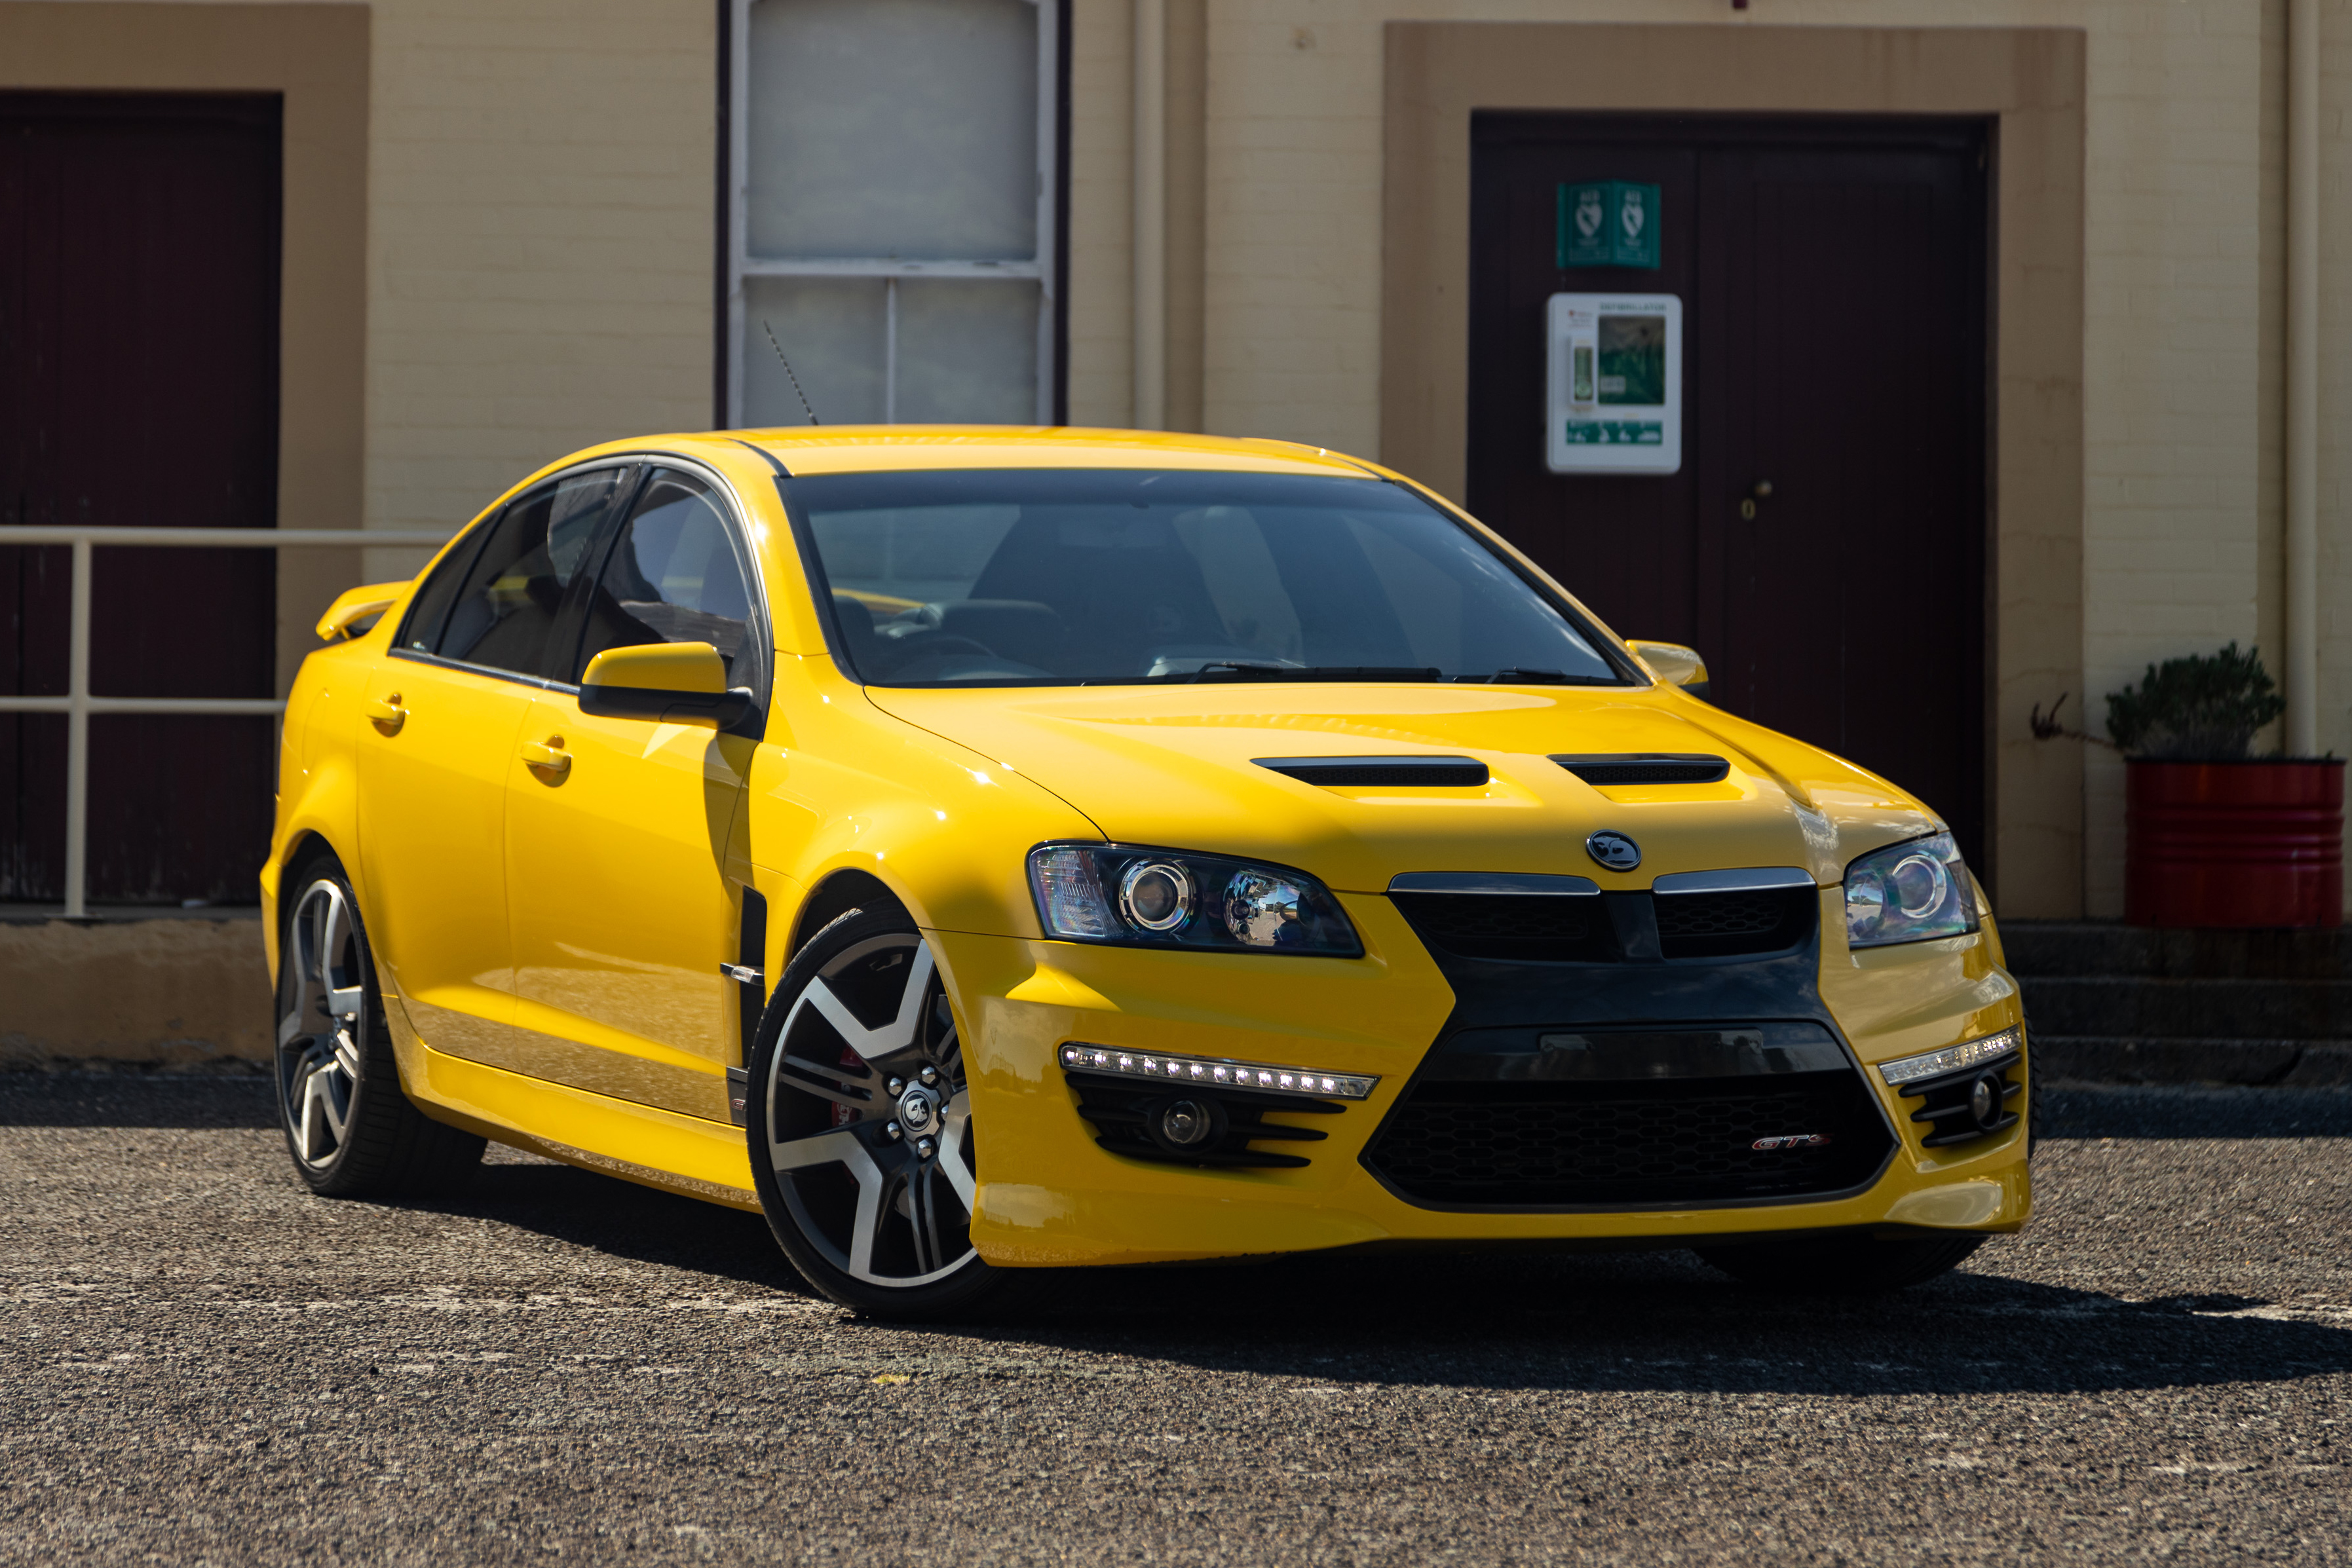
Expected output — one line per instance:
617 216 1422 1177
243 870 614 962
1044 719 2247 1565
862 682 1941 894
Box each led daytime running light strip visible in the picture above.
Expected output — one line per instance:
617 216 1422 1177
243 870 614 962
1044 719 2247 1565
1878 1026 2023 1087
1058 1043 1378 1101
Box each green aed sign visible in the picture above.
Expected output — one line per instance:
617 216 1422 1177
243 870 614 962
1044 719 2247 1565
1557 181 1661 271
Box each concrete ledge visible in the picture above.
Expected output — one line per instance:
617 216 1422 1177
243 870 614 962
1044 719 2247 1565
0 917 270 1067
2036 1036 2352 1088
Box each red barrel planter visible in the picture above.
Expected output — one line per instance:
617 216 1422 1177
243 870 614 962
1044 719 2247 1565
2126 759 2345 927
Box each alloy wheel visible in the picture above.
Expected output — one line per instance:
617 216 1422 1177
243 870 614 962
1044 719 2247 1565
763 933 980 1288
276 878 370 1170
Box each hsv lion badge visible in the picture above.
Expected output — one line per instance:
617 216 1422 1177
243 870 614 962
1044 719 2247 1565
1585 830 1641 872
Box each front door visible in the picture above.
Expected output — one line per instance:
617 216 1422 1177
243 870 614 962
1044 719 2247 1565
504 467 763 1123
1468 115 1988 870
356 466 628 1061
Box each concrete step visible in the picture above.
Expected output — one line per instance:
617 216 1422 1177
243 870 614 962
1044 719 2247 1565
2032 1036 2352 1087
2019 974 2352 1040
2000 920 2352 980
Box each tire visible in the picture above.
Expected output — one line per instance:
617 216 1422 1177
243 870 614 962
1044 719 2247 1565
1695 1231 1986 1295
746 906 1014 1320
274 857 485 1197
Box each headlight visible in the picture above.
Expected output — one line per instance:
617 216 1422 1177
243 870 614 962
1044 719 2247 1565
1028 843 1362 956
1842 831 1981 950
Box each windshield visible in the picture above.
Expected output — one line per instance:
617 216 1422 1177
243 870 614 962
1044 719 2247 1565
791 469 1629 688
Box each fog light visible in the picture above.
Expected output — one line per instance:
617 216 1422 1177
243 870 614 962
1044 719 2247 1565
1968 1073 2001 1127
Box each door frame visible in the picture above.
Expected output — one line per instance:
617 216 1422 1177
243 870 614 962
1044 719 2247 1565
1464 109 1992 873
0 3 370 700
1382 21 2086 920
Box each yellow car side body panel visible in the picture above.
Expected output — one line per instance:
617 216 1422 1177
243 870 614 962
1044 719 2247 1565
262 426 2032 1258
503 693 755 1122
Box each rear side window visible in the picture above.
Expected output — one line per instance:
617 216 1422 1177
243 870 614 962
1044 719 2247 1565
434 468 629 677
399 525 488 655
570 468 759 686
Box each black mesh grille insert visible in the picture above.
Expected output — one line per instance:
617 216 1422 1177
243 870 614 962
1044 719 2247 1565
1392 887 1813 963
1552 753 1730 786
1363 1073 1894 1208
1654 887 1815 959
1257 756 1489 788
1391 893 1612 963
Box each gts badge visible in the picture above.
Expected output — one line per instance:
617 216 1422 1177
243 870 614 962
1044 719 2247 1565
1751 1133 1832 1151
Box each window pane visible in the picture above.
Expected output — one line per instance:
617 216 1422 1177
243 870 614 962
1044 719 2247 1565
795 470 1622 686
896 278 1038 423
746 0 1037 261
399 528 488 655
437 470 627 677
575 470 755 684
743 275 884 427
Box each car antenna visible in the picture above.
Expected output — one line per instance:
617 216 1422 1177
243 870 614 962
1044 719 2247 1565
760 320 820 424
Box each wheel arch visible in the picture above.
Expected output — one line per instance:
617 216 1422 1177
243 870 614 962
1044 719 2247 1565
787 867 906 960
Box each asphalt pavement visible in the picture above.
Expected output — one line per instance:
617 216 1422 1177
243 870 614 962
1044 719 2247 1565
3 1074 2349 1564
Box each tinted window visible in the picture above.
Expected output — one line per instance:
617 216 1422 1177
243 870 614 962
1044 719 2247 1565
436 468 628 677
398 529 485 656
571 470 757 685
796 468 1623 686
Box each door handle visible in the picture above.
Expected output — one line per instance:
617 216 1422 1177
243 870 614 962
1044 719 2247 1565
520 736 572 779
1739 479 1774 521
366 693 406 735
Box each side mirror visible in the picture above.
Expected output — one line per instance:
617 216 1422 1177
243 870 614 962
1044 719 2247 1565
579 641 753 726
1626 640 1712 703
315 580 410 643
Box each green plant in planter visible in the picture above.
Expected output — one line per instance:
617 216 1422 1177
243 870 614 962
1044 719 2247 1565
2106 642 2286 760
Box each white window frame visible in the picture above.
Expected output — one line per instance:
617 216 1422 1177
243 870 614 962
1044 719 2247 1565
725 0 1061 427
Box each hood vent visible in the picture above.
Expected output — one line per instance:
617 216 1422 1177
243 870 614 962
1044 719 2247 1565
1256 755 1489 788
1553 753 1729 786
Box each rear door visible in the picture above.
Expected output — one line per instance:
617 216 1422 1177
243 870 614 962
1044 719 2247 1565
503 466 765 1122
356 465 629 1061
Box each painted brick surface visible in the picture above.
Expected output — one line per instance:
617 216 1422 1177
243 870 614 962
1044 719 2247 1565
1056 0 2328 917
361 0 715 584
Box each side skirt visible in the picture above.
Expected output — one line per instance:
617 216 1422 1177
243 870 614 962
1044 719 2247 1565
383 993 761 1212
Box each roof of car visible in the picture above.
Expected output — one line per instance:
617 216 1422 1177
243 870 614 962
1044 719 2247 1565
702 424 1380 479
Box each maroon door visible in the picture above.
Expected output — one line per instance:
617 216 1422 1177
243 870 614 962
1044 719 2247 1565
1469 115 1989 873
0 93 281 905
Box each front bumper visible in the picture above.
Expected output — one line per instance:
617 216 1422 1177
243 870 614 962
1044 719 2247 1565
941 889 2031 1267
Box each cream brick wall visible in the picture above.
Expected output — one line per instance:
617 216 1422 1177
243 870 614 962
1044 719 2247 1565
1070 0 2338 916
362 0 715 581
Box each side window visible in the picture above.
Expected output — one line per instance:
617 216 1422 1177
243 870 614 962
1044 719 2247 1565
398 527 486 655
436 468 629 677
571 469 758 686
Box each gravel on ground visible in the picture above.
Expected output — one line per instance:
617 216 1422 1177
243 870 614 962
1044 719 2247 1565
3 1077 2347 1564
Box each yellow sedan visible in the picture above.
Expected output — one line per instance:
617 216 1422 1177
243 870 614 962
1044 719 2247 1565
265 427 2029 1318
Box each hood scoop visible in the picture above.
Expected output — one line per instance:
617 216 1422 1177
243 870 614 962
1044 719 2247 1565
1255 755 1490 788
1553 753 1729 786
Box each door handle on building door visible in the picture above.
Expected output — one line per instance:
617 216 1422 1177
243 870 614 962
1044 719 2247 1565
520 737 571 779
366 694 406 734
1739 479 1773 521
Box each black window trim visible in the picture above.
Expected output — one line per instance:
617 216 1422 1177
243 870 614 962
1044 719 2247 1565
387 452 777 736
772 465 1645 690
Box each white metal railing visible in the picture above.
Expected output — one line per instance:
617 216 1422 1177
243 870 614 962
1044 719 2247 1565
0 526 451 918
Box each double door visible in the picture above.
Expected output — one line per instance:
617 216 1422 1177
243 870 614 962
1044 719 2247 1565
1468 115 1990 871
357 463 767 1123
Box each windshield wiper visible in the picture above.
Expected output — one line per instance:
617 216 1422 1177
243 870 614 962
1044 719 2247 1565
1185 662 1444 683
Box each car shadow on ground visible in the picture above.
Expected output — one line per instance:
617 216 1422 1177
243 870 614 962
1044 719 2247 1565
11 1074 2351 1400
